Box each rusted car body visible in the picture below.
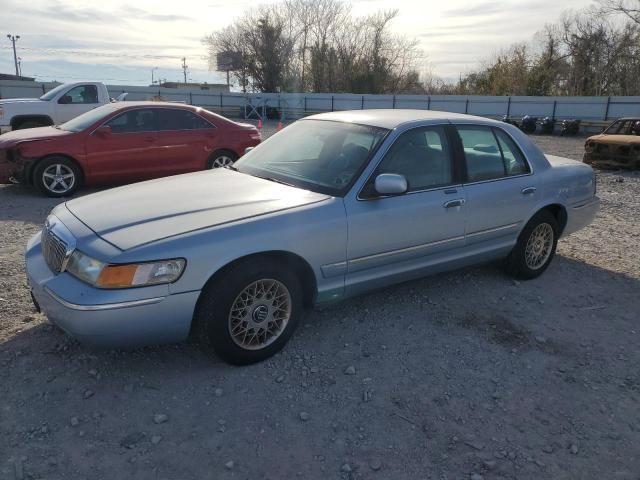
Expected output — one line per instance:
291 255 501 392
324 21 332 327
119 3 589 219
584 118 640 169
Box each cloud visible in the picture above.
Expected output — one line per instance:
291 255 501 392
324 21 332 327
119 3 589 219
442 1 504 17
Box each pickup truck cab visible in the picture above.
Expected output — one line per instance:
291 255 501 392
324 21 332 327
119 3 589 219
0 82 113 134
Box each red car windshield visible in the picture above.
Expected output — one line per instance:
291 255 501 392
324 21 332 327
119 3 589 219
59 105 118 132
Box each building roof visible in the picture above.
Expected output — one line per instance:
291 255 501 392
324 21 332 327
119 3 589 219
306 109 496 129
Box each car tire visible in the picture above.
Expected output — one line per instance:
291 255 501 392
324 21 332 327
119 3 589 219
194 258 303 365
33 156 82 198
505 210 559 280
207 150 238 169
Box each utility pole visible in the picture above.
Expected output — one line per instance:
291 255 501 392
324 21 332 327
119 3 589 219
17 57 22 77
181 57 188 85
151 67 158 85
6 34 20 77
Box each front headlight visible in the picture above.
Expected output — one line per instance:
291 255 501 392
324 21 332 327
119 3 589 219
66 250 185 288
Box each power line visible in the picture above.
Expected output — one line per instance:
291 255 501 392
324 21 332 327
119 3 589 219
0 44 182 60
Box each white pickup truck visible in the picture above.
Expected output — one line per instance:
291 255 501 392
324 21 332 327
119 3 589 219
0 82 119 134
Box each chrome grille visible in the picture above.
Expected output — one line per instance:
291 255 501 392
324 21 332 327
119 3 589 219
42 226 68 273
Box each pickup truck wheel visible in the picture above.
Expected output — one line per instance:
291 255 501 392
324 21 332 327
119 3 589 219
207 150 238 169
505 210 559 280
195 259 303 365
33 156 81 197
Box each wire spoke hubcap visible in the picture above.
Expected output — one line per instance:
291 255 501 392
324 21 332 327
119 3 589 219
212 156 233 168
43 164 75 193
228 279 292 350
524 223 554 270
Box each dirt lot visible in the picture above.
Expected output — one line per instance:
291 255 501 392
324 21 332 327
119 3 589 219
1 130 639 480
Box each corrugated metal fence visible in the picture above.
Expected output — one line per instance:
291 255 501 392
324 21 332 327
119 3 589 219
1 79 638 123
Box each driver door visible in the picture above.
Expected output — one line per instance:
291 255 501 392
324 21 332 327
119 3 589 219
56 84 100 123
343 125 466 295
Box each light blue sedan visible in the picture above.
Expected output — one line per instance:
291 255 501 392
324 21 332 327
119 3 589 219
26 110 599 364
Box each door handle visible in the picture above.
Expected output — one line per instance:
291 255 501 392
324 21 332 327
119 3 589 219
443 199 465 208
521 186 537 195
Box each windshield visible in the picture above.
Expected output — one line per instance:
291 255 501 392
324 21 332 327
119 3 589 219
39 84 70 101
234 119 388 196
59 105 118 132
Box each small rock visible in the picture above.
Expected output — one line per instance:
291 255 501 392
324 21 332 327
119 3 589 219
465 440 485 451
471 474 484 480
369 458 382 471
482 460 497 470
275 375 285 383
570 444 579 454
83 389 94 399
542 445 554 454
512 280 520 286
70 416 80 427
151 435 162 445
214 388 224 397
344 366 356 375
88 369 98 377
535 336 547 344
153 413 169 424
225 460 235 470
120 432 145 449
341 463 352 473
615 177 624 183
299 412 310 422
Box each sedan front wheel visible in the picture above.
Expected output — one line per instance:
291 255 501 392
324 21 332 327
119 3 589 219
33 156 81 197
194 259 303 365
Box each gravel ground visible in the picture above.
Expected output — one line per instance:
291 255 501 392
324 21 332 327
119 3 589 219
1 128 639 480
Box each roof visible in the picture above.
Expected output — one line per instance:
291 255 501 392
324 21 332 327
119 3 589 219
112 101 197 109
305 109 498 129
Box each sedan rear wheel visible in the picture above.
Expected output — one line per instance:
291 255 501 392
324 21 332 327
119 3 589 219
207 150 238 169
194 259 302 365
505 210 559 279
33 156 81 197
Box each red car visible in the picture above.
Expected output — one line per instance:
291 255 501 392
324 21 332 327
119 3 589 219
0 102 261 197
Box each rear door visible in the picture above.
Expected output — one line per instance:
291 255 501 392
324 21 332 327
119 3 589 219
85 108 159 183
453 124 537 249
154 108 217 176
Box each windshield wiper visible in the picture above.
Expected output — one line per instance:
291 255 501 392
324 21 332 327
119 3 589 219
256 175 294 187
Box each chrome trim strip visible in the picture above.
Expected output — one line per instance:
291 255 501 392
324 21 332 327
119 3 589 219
357 183 463 202
572 198 599 210
349 235 465 265
321 261 347 278
466 222 519 238
44 288 165 311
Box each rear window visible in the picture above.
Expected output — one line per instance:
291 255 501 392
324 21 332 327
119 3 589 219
157 109 213 131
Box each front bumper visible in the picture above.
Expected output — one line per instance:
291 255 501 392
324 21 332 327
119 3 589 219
26 232 199 348
563 196 600 236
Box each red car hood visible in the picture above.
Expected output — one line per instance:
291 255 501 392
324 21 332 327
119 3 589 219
0 126 74 148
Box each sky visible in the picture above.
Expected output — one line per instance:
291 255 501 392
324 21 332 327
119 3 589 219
0 0 593 88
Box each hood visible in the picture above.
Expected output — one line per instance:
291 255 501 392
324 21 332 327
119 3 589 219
0 98 47 105
0 126 73 147
65 168 330 251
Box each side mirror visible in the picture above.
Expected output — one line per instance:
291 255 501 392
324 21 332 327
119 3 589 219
244 146 255 155
94 125 112 137
374 173 408 196
58 95 72 104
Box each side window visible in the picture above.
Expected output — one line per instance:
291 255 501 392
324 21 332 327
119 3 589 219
106 109 157 133
494 129 530 175
59 85 99 104
374 126 453 192
157 109 213 131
